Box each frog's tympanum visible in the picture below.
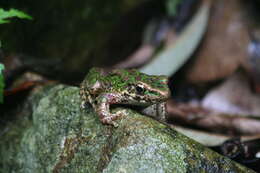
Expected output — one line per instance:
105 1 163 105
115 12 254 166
80 68 170 126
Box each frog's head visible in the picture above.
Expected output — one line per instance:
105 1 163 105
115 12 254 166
122 70 171 105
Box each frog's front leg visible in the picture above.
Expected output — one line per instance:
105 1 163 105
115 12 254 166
95 93 124 126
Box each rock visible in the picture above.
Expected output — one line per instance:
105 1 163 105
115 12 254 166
0 85 255 172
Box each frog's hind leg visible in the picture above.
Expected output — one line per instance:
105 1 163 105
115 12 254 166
96 93 123 126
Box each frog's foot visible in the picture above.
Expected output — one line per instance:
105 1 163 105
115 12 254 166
101 117 118 127
100 111 125 127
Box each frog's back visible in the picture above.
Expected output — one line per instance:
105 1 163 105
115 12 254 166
82 68 102 87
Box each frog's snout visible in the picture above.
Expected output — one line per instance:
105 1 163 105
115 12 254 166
150 86 171 100
158 77 171 98
161 88 171 99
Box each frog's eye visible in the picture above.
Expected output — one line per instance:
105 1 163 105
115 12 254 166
136 85 145 94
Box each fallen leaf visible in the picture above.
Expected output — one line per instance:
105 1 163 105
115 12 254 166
202 72 260 117
186 0 250 82
140 0 211 76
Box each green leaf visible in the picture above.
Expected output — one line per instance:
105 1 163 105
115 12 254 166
0 64 5 103
0 64 4 72
0 8 32 24
0 8 31 103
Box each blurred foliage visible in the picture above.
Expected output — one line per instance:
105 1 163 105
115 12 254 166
0 64 4 103
0 8 32 24
0 1 149 82
0 8 32 103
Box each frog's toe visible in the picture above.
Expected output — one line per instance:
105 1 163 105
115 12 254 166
100 117 118 127
111 121 119 127
100 112 123 126
100 117 112 124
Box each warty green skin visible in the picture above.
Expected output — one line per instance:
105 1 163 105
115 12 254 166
80 67 170 126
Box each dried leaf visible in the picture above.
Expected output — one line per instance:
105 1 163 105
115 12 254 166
140 0 210 76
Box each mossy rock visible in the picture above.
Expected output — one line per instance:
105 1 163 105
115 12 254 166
0 85 255 172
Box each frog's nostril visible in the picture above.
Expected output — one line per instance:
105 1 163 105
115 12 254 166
156 89 170 99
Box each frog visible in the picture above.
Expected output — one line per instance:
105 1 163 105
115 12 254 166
80 67 170 126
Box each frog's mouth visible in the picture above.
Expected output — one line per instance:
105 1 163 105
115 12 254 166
123 92 169 106
138 82 170 99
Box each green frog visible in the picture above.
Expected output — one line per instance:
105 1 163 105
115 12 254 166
80 68 170 126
